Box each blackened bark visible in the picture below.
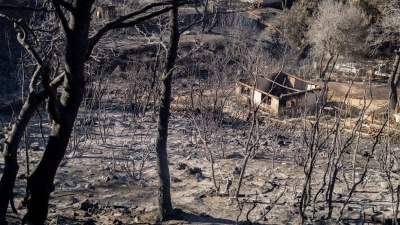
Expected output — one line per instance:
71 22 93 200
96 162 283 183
155 6 180 221
320 52 334 80
23 1 94 224
0 68 62 224
388 49 400 116
0 93 37 224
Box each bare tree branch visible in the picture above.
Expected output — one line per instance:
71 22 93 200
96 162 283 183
58 0 74 12
86 1 199 60
14 21 44 65
0 0 52 12
53 0 72 37
41 67 62 123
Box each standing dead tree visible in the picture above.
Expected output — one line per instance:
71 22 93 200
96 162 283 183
0 1 197 224
388 50 400 116
234 47 269 199
0 12 64 224
154 6 181 220
368 2 400 115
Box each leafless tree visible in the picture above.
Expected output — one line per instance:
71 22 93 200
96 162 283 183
278 3 309 51
308 0 367 79
0 1 197 224
368 1 400 49
369 1 400 115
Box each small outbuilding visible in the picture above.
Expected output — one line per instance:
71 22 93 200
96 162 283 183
95 6 116 20
236 72 324 116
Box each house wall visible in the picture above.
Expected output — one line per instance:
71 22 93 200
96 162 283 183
278 90 322 116
236 81 322 117
235 85 242 96
301 90 321 109
287 75 319 90
271 97 279 114
95 6 116 20
291 79 309 90
256 96 279 115
306 84 316 90
288 77 296 87
254 91 262 104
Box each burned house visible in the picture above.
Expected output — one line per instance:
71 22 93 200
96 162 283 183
236 72 323 116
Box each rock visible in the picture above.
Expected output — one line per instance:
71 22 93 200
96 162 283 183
381 181 389 189
108 174 118 180
140 182 147 188
184 167 202 176
68 196 80 205
112 201 136 209
88 193 94 197
170 176 181 183
100 165 110 171
74 199 92 211
371 213 385 223
113 212 122 217
85 183 95 190
122 207 130 214
102 176 111 182
333 193 342 200
363 207 374 216
30 142 40 151
103 194 116 199
195 173 204 182
175 162 188 170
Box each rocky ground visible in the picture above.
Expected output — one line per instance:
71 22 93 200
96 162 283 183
0 7 398 224
1 77 400 225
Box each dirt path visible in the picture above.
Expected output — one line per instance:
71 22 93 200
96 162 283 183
326 80 391 114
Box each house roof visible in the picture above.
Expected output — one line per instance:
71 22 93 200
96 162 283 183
238 72 322 99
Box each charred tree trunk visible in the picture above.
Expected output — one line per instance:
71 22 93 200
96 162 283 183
0 67 62 224
23 1 94 224
155 6 180 221
388 49 400 116
320 51 334 80
0 93 39 224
